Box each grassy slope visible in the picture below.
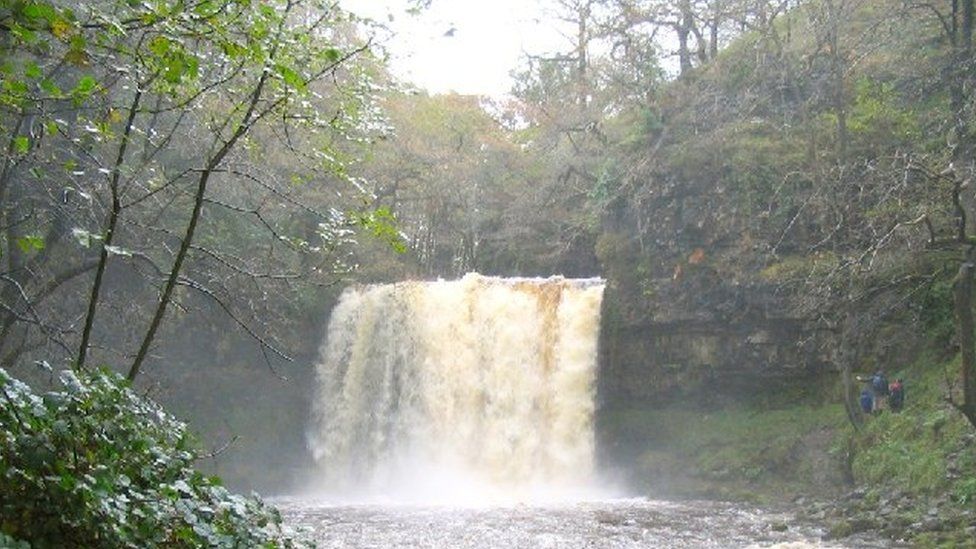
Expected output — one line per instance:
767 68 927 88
604 400 848 502
607 348 976 544
841 352 976 546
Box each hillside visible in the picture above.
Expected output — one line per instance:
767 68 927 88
591 1 976 544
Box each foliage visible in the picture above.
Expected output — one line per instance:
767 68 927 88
846 78 920 149
354 207 406 254
850 353 974 498
0 368 308 548
919 278 957 350
353 92 545 277
0 0 380 375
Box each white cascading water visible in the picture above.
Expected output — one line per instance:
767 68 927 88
307 273 605 503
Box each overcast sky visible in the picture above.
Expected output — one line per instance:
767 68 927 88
345 0 572 97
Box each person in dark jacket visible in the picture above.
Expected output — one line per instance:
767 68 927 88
870 370 889 412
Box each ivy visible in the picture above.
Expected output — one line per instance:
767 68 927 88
0 368 311 548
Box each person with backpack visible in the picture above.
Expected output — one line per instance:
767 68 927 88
870 370 889 413
889 378 905 412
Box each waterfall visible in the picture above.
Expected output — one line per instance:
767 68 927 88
308 273 605 502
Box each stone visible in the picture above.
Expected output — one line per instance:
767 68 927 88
825 521 854 540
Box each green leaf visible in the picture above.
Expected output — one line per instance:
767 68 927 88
323 48 341 64
9 23 38 44
72 75 97 95
70 75 97 104
65 34 89 66
24 62 42 80
163 58 184 83
193 0 217 16
13 136 29 154
23 3 58 22
148 35 171 56
16 235 45 254
220 41 246 59
356 207 406 253
275 64 306 92
40 79 62 96
4 78 29 96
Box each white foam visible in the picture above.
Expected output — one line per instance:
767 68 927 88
307 273 606 504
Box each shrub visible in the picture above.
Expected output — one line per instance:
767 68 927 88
0 368 309 548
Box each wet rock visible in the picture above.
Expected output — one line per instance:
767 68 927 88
594 511 625 526
881 526 903 538
824 521 853 540
888 513 913 529
848 517 877 533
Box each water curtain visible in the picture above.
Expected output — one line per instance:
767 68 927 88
309 273 605 499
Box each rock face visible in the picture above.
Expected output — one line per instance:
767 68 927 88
592 269 849 500
597 281 834 410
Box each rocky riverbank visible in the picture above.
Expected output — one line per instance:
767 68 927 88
800 431 976 547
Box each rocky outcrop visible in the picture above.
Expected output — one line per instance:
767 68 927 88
597 280 834 409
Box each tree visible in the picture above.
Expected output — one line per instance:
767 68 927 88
356 92 529 277
0 0 379 381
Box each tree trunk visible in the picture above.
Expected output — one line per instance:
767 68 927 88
840 320 863 429
952 0 974 176
825 0 848 162
576 1 590 109
77 89 143 370
709 16 719 59
677 2 694 76
953 253 976 428
128 68 275 381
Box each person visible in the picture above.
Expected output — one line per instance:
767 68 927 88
889 378 905 412
870 370 889 413
860 388 873 414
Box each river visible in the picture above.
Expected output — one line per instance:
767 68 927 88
278 497 893 548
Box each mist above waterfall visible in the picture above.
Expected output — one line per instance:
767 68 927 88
307 273 606 503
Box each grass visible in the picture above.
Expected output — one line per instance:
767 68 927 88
850 351 975 500
605 346 976 513
604 400 849 500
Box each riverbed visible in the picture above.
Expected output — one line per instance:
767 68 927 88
278 497 894 548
